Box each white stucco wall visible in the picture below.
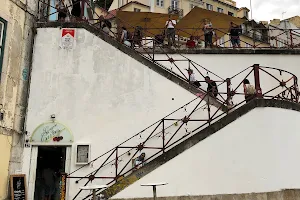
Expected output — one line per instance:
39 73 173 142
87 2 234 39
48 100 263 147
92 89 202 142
23 26 300 200
22 28 217 200
113 107 300 198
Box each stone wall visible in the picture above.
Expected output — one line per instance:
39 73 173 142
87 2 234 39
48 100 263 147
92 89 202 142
113 189 300 200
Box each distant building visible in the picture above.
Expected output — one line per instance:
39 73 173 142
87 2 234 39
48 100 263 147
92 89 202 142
109 0 243 17
286 16 300 28
269 19 300 48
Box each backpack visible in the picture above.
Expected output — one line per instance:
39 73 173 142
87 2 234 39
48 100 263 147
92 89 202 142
127 31 132 40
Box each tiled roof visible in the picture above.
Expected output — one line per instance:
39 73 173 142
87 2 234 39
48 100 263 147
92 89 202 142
104 1 150 19
105 9 118 19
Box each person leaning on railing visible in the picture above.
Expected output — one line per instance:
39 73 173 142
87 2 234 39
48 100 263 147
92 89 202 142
205 76 218 97
229 22 242 48
71 0 81 21
165 15 177 47
121 27 132 47
203 20 214 48
132 26 143 47
186 69 201 88
243 79 256 103
56 0 67 22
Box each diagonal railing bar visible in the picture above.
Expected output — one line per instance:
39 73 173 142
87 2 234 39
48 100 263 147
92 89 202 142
262 85 281 97
232 68 254 93
165 94 206 147
141 120 163 145
259 68 293 94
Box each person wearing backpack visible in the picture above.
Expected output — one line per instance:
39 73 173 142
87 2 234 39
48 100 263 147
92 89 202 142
243 79 256 103
121 27 131 47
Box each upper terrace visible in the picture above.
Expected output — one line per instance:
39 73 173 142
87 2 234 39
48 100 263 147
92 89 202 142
37 0 300 54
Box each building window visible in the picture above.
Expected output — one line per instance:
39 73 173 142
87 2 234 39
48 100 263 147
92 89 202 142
0 17 7 76
190 4 196 10
134 8 141 12
206 3 213 11
217 7 223 13
228 11 234 16
171 0 178 9
156 0 164 7
244 10 249 18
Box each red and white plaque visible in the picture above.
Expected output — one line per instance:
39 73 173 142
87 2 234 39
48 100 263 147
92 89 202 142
61 28 75 49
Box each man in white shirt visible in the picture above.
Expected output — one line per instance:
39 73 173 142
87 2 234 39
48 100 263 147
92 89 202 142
165 16 177 47
187 69 200 88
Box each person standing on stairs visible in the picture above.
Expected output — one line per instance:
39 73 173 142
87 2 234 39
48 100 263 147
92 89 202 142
205 76 218 97
187 69 201 88
121 27 131 47
243 79 256 103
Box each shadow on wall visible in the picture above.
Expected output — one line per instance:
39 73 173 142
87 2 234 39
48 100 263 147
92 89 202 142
113 189 300 200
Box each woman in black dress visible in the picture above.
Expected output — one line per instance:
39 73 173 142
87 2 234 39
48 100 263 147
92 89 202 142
71 0 81 19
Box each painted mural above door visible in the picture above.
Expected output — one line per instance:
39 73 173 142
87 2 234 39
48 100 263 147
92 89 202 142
30 121 73 144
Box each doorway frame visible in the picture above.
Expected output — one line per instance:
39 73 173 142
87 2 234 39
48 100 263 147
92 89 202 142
28 145 72 200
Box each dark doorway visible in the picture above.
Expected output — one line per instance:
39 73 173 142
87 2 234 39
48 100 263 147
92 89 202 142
34 146 66 200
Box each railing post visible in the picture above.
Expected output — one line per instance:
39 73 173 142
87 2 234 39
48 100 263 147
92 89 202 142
289 30 294 49
162 119 165 153
115 147 118 182
152 38 155 62
226 78 231 106
60 173 67 200
293 76 298 102
207 95 211 125
80 0 85 20
253 64 262 98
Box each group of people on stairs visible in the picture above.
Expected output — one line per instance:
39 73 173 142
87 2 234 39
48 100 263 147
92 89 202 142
187 69 256 104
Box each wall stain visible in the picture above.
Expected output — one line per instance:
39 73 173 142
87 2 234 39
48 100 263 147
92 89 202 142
22 68 28 80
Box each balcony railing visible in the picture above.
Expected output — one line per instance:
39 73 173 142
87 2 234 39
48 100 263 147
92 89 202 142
189 0 204 5
168 6 183 17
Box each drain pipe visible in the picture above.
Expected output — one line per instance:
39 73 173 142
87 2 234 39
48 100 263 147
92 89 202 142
149 0 154 12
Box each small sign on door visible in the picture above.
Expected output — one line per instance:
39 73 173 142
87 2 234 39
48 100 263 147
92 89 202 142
61 28 75 50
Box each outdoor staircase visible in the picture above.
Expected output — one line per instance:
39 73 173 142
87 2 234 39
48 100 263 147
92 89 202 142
99 99 300 199
36 22 300 200
36 22 227 112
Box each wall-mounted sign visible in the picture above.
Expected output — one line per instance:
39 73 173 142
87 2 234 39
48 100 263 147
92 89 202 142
61 28 75 50
76 144 91 165
30 121 73 144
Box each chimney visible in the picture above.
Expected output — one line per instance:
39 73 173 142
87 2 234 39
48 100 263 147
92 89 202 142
270 19 280 26
260 21 268 26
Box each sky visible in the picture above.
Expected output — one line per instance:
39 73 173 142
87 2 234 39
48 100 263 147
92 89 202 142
235 0 300 21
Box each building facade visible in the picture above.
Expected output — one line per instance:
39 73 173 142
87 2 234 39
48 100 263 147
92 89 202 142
109 0 239 17
269 19 300 48
0 0 37 199
105 0 268 49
